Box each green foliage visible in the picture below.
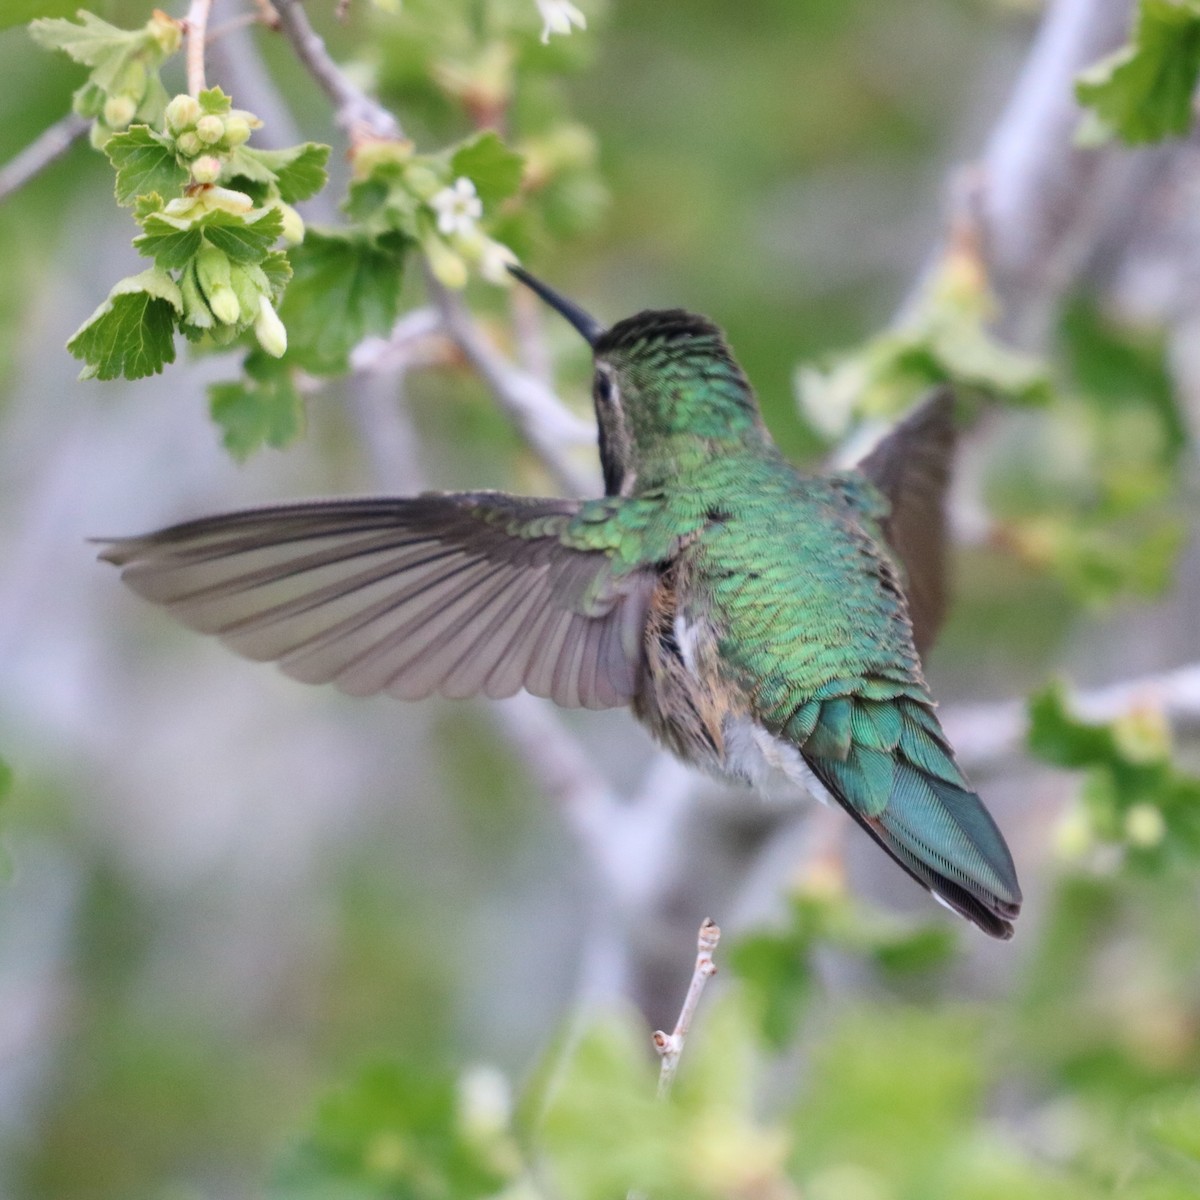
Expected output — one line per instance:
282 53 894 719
732 876 955 1049
29 9 180 144
1077 0 1200 144
29 12 328 383
274 1063 520 1200
798 244 1050 437
979 297 1188 607
67 268 181 380
1029 682 1200 868
105 125 187 206
209 352 305 460
277 230 409 375
450 130 525 208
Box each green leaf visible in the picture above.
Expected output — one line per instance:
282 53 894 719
201 207 285 263
0 757 10 803
273 1062 515 1200
133 216 202 269
228 144 331 204
451 131 525 208
1076 0 1200 143
209 355 305 460
278 230 408 374
1028 682 1113 769
28 11 134 65
106 126 187 206
259 251 292 298
197 86 232 115
67 268 181 381
6 0 78 30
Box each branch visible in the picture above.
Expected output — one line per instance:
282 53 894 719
271 0 400 139
184 0 215 96
0 113 88 205
975 0 1149 349
652 918 720 1099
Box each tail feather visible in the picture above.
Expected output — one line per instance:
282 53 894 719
805 698 1021 939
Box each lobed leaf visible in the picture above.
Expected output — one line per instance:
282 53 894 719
105 126 187 206
278 230 408 374
227 144 331 203
209 354 305 460
451 130 525 208
67 268 181 381
1076 0 1200 143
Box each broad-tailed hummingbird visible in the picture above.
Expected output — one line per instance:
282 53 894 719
100 267 1021 937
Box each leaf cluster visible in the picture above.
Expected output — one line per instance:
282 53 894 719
1029 682 1200 869
29 9 180 147
1076 0 1200 144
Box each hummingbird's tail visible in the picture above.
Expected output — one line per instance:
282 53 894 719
801 697 1021 939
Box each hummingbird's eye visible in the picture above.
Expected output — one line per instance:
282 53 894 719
594 373 615 406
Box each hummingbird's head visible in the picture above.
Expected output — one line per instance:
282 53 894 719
509 266 765 495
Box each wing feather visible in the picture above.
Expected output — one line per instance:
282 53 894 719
99 496 657 709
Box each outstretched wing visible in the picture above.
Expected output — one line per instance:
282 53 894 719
855 389 956 657
98 494 656 709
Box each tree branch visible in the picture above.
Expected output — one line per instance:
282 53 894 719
0 113 88 205
270 0 401 139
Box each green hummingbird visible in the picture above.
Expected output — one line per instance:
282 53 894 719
99 266 1021 938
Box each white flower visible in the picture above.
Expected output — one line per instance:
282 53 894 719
536 0 586 44
430 176 483 238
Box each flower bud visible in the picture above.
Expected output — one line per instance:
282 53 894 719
208 285 241 325
190 155 223 185
223 116 252 147
165 93 201 133
423 235 468 289
103 94 137 130
195 114 225 145
273 201 305 244
180 263 214 328
89 121 111 151
176 131 202 157
147 10 183 55
254 295 288 358
115 59 148 104
195 245 236 322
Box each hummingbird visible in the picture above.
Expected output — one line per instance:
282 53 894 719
99 266 1021 938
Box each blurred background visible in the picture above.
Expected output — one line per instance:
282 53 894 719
2 0 1200 1197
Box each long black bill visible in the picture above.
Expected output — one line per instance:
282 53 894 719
507 264 605 346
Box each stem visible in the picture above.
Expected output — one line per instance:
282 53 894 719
185 0 215 96
652 918 720 1099
271 0 401 139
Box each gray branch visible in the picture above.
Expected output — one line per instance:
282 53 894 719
271 0 400 139
0 113 88 205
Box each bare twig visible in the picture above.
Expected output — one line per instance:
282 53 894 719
184 0 215 96
653 918 720 1098
0 113 89 205
271 0 400 139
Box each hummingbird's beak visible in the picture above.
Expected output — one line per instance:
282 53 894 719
507 264 605 347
